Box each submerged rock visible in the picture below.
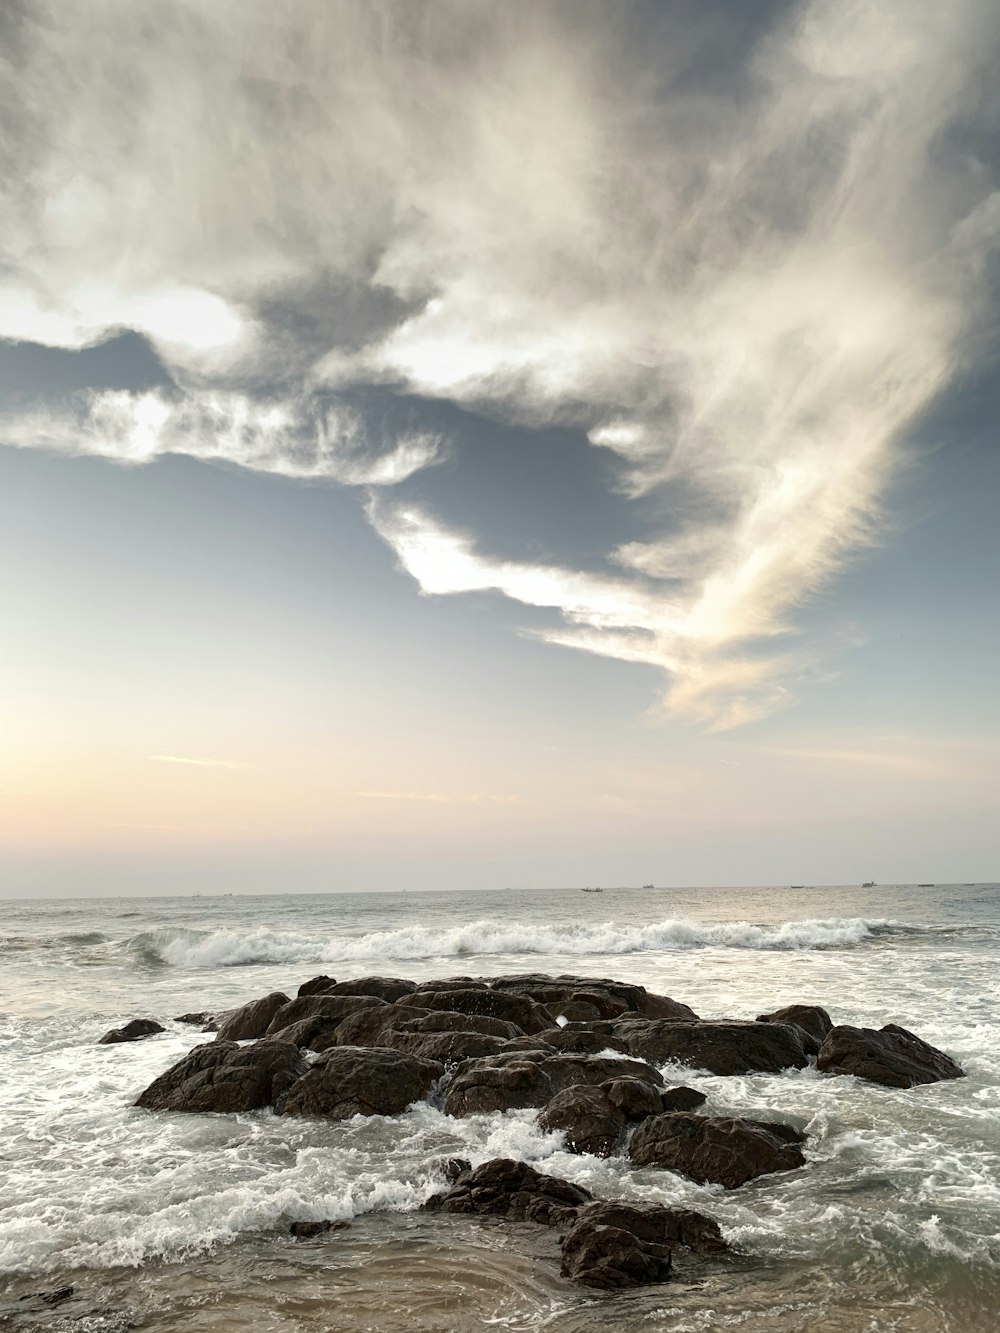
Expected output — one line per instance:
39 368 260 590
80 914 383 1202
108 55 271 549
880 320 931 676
629 1112 807 1188
174 1011 215 1027
98 1018 164 1044
612 1018 811 1075
559 1201 726 1290
538 1084 626 1157
425 1157 592 1227
135 1040 306 1113
214 992 290 1043
279 1045 443 1119
817 1023 965 1088
289 1219 350 1238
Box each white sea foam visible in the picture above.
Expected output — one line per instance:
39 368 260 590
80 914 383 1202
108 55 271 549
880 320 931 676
139 916 892 970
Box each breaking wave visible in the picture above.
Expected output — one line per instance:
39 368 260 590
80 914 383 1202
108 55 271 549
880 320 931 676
126 916 907 969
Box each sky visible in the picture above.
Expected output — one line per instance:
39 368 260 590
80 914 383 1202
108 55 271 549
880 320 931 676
1 0 998 896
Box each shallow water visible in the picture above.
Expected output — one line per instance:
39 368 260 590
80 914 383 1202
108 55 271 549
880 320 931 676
1 884 998 1330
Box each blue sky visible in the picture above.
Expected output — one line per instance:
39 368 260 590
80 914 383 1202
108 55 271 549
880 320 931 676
0 0 997 894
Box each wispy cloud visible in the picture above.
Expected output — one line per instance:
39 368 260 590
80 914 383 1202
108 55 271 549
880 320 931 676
357 789 521 805
4 390 443 485
1 1 997 725
148 754 248 770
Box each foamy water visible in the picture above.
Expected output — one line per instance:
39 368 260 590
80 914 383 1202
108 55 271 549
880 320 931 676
1 884 998 1331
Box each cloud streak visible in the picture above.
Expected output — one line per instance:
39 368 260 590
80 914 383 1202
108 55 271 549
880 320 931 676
1 0 998 724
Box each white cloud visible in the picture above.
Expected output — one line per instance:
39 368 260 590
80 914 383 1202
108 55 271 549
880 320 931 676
1 0 997 725
148 755 248 769
3 390 443 485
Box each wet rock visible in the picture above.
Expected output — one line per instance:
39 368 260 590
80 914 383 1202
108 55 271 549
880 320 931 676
444 1053 553 1115
425 1157 592 1227
501 1036 558 1054
660 1085 707 1112
412 977 479 991
443 1051 662 1117
756 1004 832 1051
427 1155 472 1182
628 1112 807 1188
817 1023 965 1088
279 1045 443 1119
267 1014 345 1052
380 1029 510 1064
397 1010 524 1039
549 1000 605 1023
289 1219 350 1238
264 993 386 1039
539 1075 670 1156
215 992 291 1043
406 987 548 1034
326 976 417 1003
560 1201 726 1290
174 1011 215 1026
535 1023 628 1055
538 1084 624 1156
490 973 698 1022
135 1040 306 1113
613 1018 810 1075
297 975 337 997
18 1286 75 1308
603 1076 667 1122
335 1002 427 1047
98 1018 164 1044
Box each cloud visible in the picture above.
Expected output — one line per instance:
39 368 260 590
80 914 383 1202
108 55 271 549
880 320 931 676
3 389 443 484
1 0 998 725
356 790 522 805
148 754 248 770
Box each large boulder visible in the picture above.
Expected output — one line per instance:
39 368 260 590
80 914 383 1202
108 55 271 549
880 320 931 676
629 1112 807 1188
538 1084 625 1157
756 1004 832 1050
406 988 548 1034
264 993 385 1039
397 1010 523 1039
538 1075 688 1156
613 1018 810 1075
380 1029 510 1064
267 1014 345 1052
335 1002 427 1047
99 1018 164 1044
279 1046 443 1119
326 977 417 1003
134 1040 306 1113
443 1050 662 1117
297 975 336 997
816 1023 965 1088
535 1023 628 1055
215 992 290 1043
560 1201 726 1290
425 1158 592 1227
489 973 697 1022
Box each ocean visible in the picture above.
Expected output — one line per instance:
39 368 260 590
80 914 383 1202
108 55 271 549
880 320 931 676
1 883 998 1332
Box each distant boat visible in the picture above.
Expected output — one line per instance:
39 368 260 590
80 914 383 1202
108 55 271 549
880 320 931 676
790 885 804 890
642 883 654 890
581 887 603 893
918 883 935 888
862 880 876 888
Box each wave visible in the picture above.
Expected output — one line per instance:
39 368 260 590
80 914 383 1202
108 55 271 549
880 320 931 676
126 915 912 969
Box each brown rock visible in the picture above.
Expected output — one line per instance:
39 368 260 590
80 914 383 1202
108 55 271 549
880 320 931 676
135 1040 306 1113
613 1018 810 1075
297 975 337 997
817 1023 965 1088
264 993 385 1039
756 1004 832 1051
559 1201 726 1289
99 1018 164 1044
326 977 417 1003
279 1046 443 1119
406 988 548 1034
215 992 290 1043
628 1112 806 1188
538 1084 624 1156
425 1157 592 1227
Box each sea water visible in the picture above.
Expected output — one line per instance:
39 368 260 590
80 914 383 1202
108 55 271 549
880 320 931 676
1 884 998 1331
